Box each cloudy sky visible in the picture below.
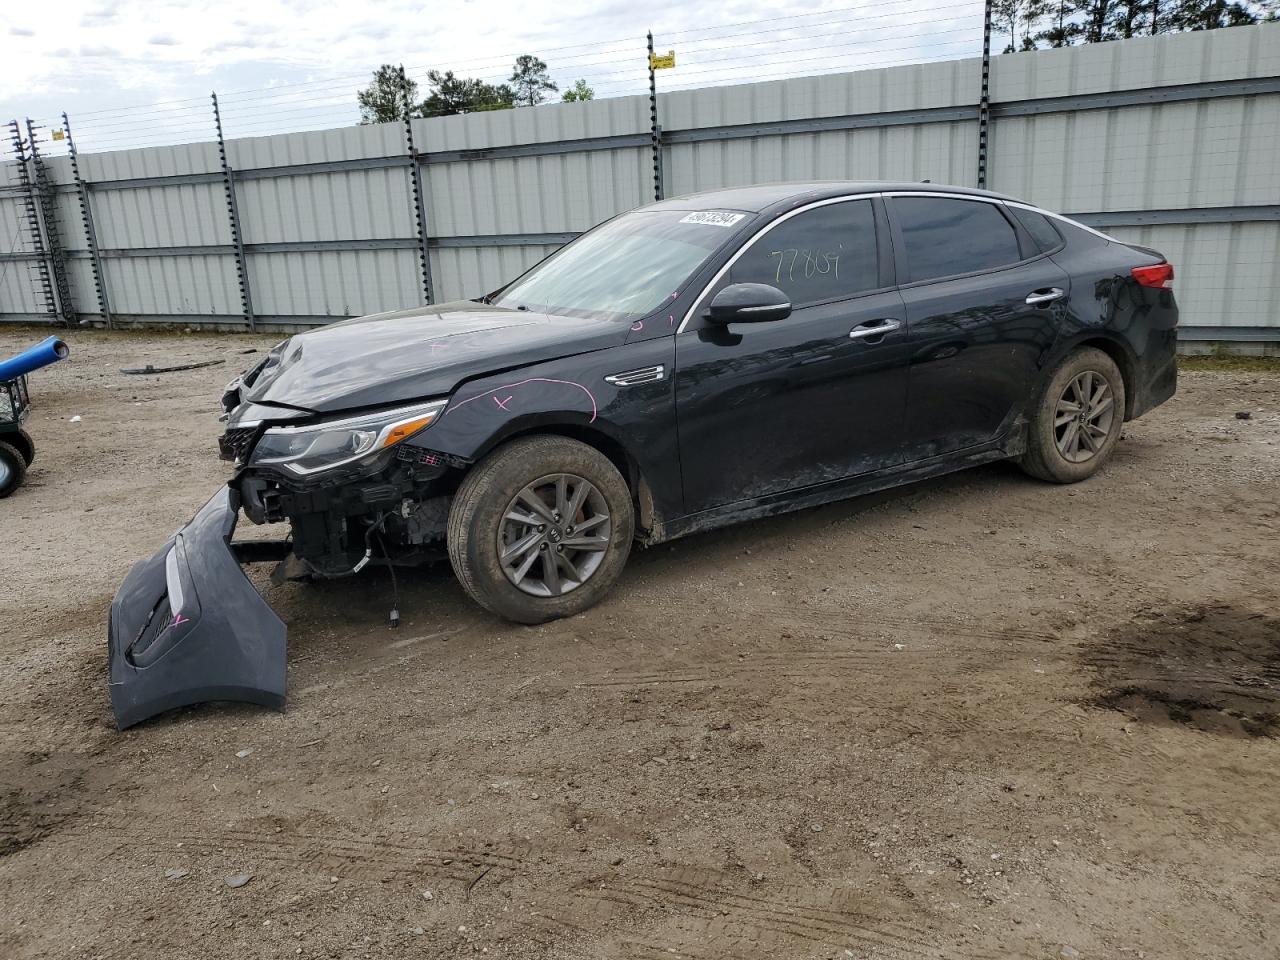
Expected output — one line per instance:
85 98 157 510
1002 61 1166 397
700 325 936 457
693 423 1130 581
1 0 981 153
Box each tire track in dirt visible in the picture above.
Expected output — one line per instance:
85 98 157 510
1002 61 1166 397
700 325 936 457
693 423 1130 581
532 866 982 960
645 601 1068 649
52 813 529 887
594 883 926 955
574 648 1071 690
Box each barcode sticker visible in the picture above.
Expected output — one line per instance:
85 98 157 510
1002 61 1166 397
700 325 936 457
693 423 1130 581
680 211 746 228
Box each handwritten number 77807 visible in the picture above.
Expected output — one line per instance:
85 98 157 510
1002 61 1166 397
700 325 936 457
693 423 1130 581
768 246 842 284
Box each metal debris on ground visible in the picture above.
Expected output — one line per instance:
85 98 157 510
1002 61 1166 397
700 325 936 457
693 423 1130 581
120 359 226 375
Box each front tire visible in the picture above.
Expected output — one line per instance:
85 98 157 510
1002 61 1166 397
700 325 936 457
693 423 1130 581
1019 347 1126 484
447 436 634 624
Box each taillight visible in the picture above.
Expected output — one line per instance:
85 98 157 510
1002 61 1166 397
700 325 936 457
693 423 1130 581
1131 262 1174 289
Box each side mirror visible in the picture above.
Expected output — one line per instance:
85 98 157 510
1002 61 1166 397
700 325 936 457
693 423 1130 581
707 283 792 324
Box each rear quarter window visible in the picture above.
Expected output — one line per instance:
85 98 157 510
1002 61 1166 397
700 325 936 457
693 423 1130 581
1007 206 1064 253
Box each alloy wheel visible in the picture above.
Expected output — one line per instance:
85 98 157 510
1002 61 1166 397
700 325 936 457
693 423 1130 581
497 473 612 597
0 459 9 487
1054 370 1116 463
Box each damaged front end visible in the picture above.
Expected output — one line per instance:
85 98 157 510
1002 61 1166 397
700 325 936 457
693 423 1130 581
226 395 461 576
108 486 287 729
108 355 466 729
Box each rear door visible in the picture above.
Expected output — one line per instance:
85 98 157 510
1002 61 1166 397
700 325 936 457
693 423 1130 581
674 197 911 514
887 194 1069 460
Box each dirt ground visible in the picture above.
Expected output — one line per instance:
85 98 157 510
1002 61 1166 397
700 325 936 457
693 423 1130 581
1 328 1278 960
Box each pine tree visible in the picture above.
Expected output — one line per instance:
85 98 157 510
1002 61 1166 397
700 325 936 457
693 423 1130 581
509 55 558 106
1168 0 1259 29
1078 0 1116 40
422 71 515 116
357 64 417 124
561 79 595 102
1107 0 1154 37
994 0 1026 52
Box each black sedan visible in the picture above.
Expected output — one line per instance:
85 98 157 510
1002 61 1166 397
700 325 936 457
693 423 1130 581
109 181 1177 727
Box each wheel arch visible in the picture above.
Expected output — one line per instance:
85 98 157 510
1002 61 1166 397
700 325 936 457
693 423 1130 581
474 421 660 537
1063 333 1139 421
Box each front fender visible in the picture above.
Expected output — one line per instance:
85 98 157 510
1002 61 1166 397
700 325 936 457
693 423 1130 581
405 339 684 520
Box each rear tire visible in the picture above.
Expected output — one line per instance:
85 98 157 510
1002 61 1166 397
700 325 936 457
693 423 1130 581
1019 347 1126 484
0 441 28 498
447 435 634 624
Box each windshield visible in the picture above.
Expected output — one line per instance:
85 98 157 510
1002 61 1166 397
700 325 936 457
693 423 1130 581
491 209 747 322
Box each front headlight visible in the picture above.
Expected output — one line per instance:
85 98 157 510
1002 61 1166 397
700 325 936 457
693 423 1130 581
249 399 447 477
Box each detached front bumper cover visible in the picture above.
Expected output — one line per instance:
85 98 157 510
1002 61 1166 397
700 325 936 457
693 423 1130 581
108 486 287 729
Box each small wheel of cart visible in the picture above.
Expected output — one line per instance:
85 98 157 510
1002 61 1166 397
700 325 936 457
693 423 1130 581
0 337 70 497
0 440 26 498
1 375 33 497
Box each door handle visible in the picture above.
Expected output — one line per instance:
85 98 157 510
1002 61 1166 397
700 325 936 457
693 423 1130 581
1025 287 1065 306
849 318 901 339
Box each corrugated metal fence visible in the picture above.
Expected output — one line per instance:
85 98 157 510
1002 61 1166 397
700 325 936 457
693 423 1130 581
2 24 1277 341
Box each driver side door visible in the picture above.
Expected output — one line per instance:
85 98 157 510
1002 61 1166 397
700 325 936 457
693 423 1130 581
673 197 911 516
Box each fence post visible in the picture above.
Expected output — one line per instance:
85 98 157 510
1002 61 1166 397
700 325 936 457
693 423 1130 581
63 113 112 329
399 66 434 305
7 120 57 324
646 32 664 202
212 92 255 330
977 0 993 189
26 119 75 326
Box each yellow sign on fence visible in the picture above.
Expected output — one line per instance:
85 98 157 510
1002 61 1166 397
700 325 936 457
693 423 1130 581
650 50 676 71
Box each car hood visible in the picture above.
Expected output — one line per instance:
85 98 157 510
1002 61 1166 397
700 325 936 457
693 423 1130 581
243 301 624 413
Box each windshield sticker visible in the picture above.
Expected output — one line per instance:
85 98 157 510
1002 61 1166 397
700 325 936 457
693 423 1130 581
680 211 746 228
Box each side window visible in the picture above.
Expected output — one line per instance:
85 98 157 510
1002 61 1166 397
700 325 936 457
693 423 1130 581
729 200 878 308
895 197 1022 283
1007 205 1064 253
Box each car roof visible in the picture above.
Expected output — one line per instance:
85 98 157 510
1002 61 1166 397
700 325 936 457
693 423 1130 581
647 181 1018 214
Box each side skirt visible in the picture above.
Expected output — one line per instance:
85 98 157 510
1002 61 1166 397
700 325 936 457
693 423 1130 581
650 441 1014 545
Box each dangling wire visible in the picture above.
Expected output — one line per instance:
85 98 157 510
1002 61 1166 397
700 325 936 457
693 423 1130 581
370 519 401 629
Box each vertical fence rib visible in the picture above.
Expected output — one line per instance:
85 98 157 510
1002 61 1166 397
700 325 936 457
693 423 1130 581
977 0 993 189
400 66 434 305
63 113 111 328
647 32 664 202
212 93 255 330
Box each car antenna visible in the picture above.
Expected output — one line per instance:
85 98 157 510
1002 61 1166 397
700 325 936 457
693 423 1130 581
920 178 931 183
